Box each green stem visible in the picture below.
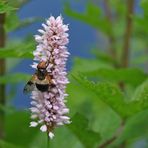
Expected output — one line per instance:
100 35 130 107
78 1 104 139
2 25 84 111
121 0 135 67
47 133 50 148
0 13 6 139
103 0 117 66
98 120 125 148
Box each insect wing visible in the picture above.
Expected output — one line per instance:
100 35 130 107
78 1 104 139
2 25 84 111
23 81 35 94
23 75 36 94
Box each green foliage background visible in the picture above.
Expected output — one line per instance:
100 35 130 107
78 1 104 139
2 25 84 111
0 0 148 148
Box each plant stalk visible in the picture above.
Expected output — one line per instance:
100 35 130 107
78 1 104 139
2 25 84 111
98 121 125 148
103 0 117 65
47 133 50 148
121 0 135 67
0 13 6 139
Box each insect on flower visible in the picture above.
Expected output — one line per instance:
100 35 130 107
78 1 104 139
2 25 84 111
23 60 55 93
24 15 70 139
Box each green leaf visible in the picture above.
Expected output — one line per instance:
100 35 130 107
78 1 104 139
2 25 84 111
52 127 83 148
67 76 121 144
83 68 148 87
6 13 42 32
30 126 83 148
5 11 19 32
109 0 126 15
86 3 101 18
0 140 22 148
4 1 42 33
64 2 109 34
5 110 38 147
71 58 147 87
114 109 148 146
134 0 148 36
0 104 16 114
123 79 148 117
67 113 101 148
91 49 116 64
0 40 34 58
72 58 112 73
72 74 148 118
0 1 16 13
129 79 148 113
132 79 148 101
28 132 47 148
0 73 30 84
73 75 126 117
141 0 148 16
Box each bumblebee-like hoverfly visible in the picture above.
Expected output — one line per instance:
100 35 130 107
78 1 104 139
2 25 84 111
23 61 54 93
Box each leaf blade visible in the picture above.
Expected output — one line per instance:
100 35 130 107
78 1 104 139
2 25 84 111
0 73 30 84
67 113 101 148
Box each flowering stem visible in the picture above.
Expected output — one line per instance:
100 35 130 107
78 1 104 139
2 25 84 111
47 133 50 148
29 16 70 139
0 13 6 139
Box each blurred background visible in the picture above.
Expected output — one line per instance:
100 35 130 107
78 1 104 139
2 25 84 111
0 0 148 148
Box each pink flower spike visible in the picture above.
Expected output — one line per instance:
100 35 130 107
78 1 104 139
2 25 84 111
29 15 70 139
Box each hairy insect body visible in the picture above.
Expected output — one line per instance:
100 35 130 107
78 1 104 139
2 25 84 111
24 61 53 93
